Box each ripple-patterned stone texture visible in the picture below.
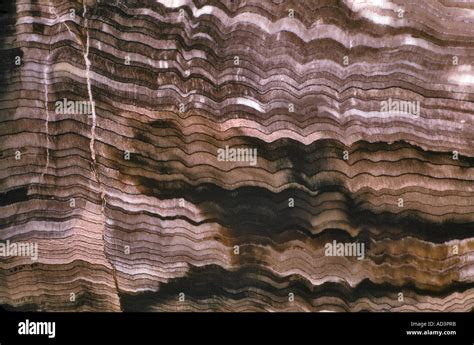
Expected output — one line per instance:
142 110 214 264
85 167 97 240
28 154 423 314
0 0 473 311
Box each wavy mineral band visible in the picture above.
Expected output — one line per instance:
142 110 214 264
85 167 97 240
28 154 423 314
0 0 473 312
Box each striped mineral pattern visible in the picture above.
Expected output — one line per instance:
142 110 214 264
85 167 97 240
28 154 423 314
0 0 473 311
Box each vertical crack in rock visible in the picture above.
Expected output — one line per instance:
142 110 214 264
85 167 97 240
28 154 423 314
82 4 97 166
49 2 76 41
81 2 121 307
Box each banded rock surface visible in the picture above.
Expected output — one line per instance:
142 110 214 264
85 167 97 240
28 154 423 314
0 0 473 311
